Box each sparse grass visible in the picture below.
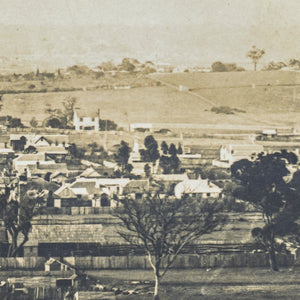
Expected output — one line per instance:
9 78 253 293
1 71 300 128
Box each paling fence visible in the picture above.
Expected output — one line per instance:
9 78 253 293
0 252 296 270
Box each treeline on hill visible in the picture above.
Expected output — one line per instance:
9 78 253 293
212 58 300 72
0 58 157 83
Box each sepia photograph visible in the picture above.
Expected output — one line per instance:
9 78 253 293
0 0 300 299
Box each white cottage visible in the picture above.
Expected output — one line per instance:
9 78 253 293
73 108 100 132
174 178 222 199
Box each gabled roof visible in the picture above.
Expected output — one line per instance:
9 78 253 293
54 183 77 198
222 144 264 157
28 163 69 175
175 178 222 198
70 180 100 195
123 180 149 194
75 177 130 187
79 167 101 178
74 108 99 119
42 135 69 145
14 153 46 162
36 146 67 154
152 174 189 182
25 224 124 246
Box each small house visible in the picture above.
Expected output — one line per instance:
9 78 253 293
174 178 222 199
73 108 100 132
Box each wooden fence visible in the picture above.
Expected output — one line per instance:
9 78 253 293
0 252 295 270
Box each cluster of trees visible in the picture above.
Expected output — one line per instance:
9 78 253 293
262 58 300 71
211 61 245 72
138 136 183 174
159 141 182 174
211 46 266 72
45 96 77 129
98 58 156 74
231 151 300 271
113 150 300 298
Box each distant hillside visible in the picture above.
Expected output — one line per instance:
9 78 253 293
153 70 300 89
152 71 300 114
1 81 300 130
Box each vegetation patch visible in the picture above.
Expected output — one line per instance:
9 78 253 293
211 106 246 114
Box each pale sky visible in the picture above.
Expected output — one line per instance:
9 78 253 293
0 0 298 27
0 0 300 69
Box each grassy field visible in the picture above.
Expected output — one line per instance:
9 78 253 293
1 70 300 129
86 267 300 300
152 70 300 89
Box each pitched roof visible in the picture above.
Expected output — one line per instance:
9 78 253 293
75 177 130 187
74 108 99 119
152 174 189 182
36 146 67 154
14 153 46 162
123 180 149 194
42 135 69 145
175 179 222 198
25 224 124 246
222 144 264 157
70 181 100 195
79 167 101 178
28 163 69 175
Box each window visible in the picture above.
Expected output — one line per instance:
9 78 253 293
206 193 211 197
79 126 83 130
91 117 95 122
80 117 83 122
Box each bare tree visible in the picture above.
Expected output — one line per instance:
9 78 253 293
0 179 47 257
114 194 225 299
247 45 265 71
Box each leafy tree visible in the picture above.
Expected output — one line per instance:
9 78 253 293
168 143 177 156
211 61 227 72
140 136 160 171
125 163 133 175
115 194 225 299
211 61 245 72
119 58 136 72
45 97 76 129
177 143 183 155
246 46 265 71
9 118 23 128
143 135 160 169
263 61 286 71
114 141 132 173
30 117 38 129
231 152 298 271
98 61 117 72
289 59 300 69
99 119 118 131
159 155 172 174
45 117 63 129
68 143 86 159
144 164 151 178
160 141 168 155
1 179 47 257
